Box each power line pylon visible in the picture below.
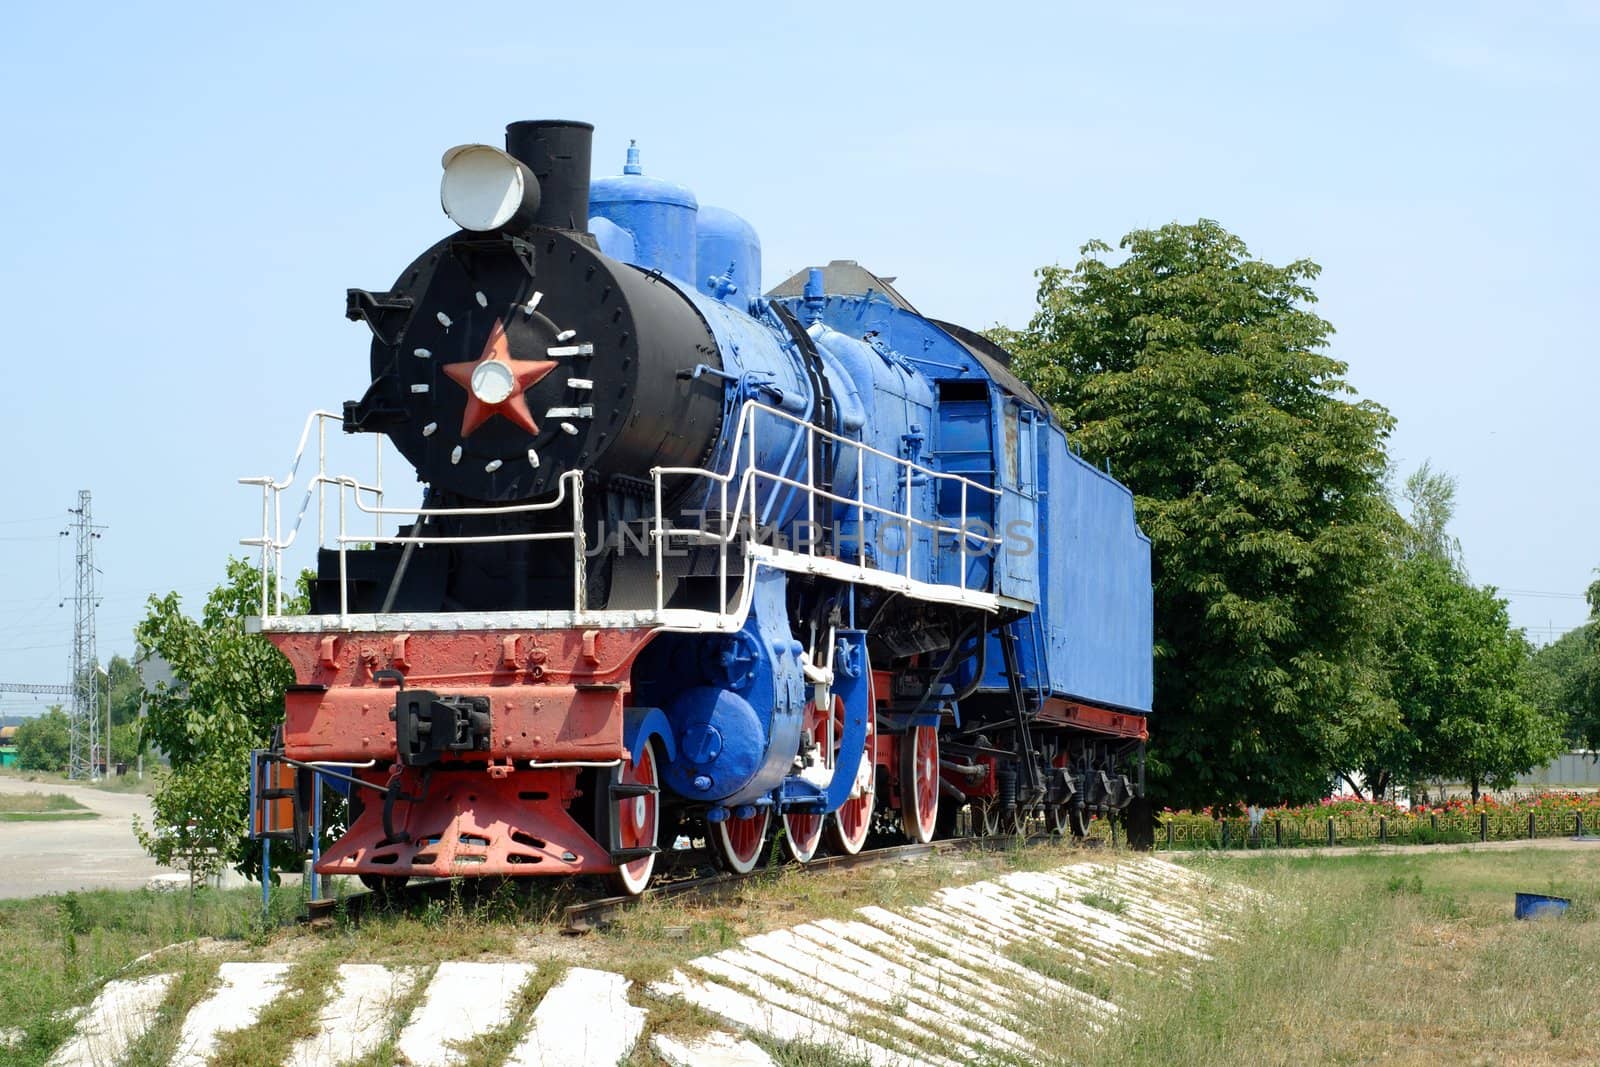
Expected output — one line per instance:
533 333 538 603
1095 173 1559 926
63 490 105 780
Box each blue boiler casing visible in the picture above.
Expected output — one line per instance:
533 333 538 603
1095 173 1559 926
583 147 1153 812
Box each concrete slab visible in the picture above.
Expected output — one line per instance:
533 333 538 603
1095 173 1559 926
506 967 644 1067
652 1030 777 1067
396 961 534 1067
649 970 921 1067
781 924 1038 1055
46 973 173 1067
169 962 291 1067
810 917 1032 1013
286 964 419 1067
718 938 984 1064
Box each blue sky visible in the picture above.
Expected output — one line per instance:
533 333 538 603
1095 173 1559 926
0 1 1595 711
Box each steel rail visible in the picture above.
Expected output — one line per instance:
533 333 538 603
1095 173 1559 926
301 831 1080 929
557 832 1065 933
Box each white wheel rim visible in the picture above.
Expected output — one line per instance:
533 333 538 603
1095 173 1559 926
715 810 769 875
783 812 823 863
616 746 657 895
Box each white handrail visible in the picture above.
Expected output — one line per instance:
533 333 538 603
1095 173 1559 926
245 400 1006 629
649 399 1006 620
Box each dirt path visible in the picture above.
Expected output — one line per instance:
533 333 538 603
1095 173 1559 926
0 774 179 897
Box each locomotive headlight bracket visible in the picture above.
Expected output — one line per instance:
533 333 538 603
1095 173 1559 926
440 143 542 233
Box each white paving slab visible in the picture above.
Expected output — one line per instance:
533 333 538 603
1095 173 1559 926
506 967 645 1067
170 962 292 1067
715 938 984 1063
784 923 1042 1051
286 964 419 1067
649 970 923 1067
652 1030 778 1067
47 973 174 1067
993 876 1207 957
35 857 1243 1067
811 917 1040 1013
755 927 1028 1057
862 903 1080 999
397 961 535 1067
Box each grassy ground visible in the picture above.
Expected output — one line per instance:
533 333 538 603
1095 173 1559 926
5 842 1596 1065
0 838 1091 1066
0 791 98 822
0 766 157 794
0 884 295 1067
1028 847 1600 1067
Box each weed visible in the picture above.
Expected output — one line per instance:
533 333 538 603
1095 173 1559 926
1384 874 1424 895
1003 942 1113 1000
446 962 564 1067
1044 848 1600 1067
208 949 342 1067
1080 890 1127 914
120 955 220 1067
0 885 274 1067
762 1037 875 1067
1425 891 1464 920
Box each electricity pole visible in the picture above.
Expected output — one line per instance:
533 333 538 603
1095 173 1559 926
63 490 105 780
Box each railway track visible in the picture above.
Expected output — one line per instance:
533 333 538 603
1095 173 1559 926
302 831 1090 931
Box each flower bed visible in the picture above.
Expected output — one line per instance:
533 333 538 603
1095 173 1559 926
1155 792 1600 850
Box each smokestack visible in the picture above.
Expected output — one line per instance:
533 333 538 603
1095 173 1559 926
504 120 593 232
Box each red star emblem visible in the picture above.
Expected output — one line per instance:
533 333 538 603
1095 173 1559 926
442 318 558 436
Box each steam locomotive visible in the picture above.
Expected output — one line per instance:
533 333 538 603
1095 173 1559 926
250 120 1152 894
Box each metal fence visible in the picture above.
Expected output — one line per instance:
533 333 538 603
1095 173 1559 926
1155 808 1594 851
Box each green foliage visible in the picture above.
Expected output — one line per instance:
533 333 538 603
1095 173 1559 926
1380 553 1561 797
1000 220 1396 808
1400 461 1463 566
108 720 141 767
133 754 249 883
135 558 303 770
133 557 305 880
15 707 71 772
1538 576 1600 748
1525 627 1589 742
105 653 145 727
1348 465 1565 799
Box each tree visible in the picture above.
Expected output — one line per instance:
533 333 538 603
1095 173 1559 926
1383 554 1560 800
133 557 305 879
1524 626 1590 745
105 654 145 728
15 706 70 772
1354 464 1564 800
999 220 1396 810
1546 575 1600 748
1401 462 1463 568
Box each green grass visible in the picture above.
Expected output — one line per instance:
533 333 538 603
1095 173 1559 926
0 885 297 1067
16 838 1590 1066
1024 847 1600 1066
0 790 98 821
0 791 89 813
0 766 157 795
207 950 344 1066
